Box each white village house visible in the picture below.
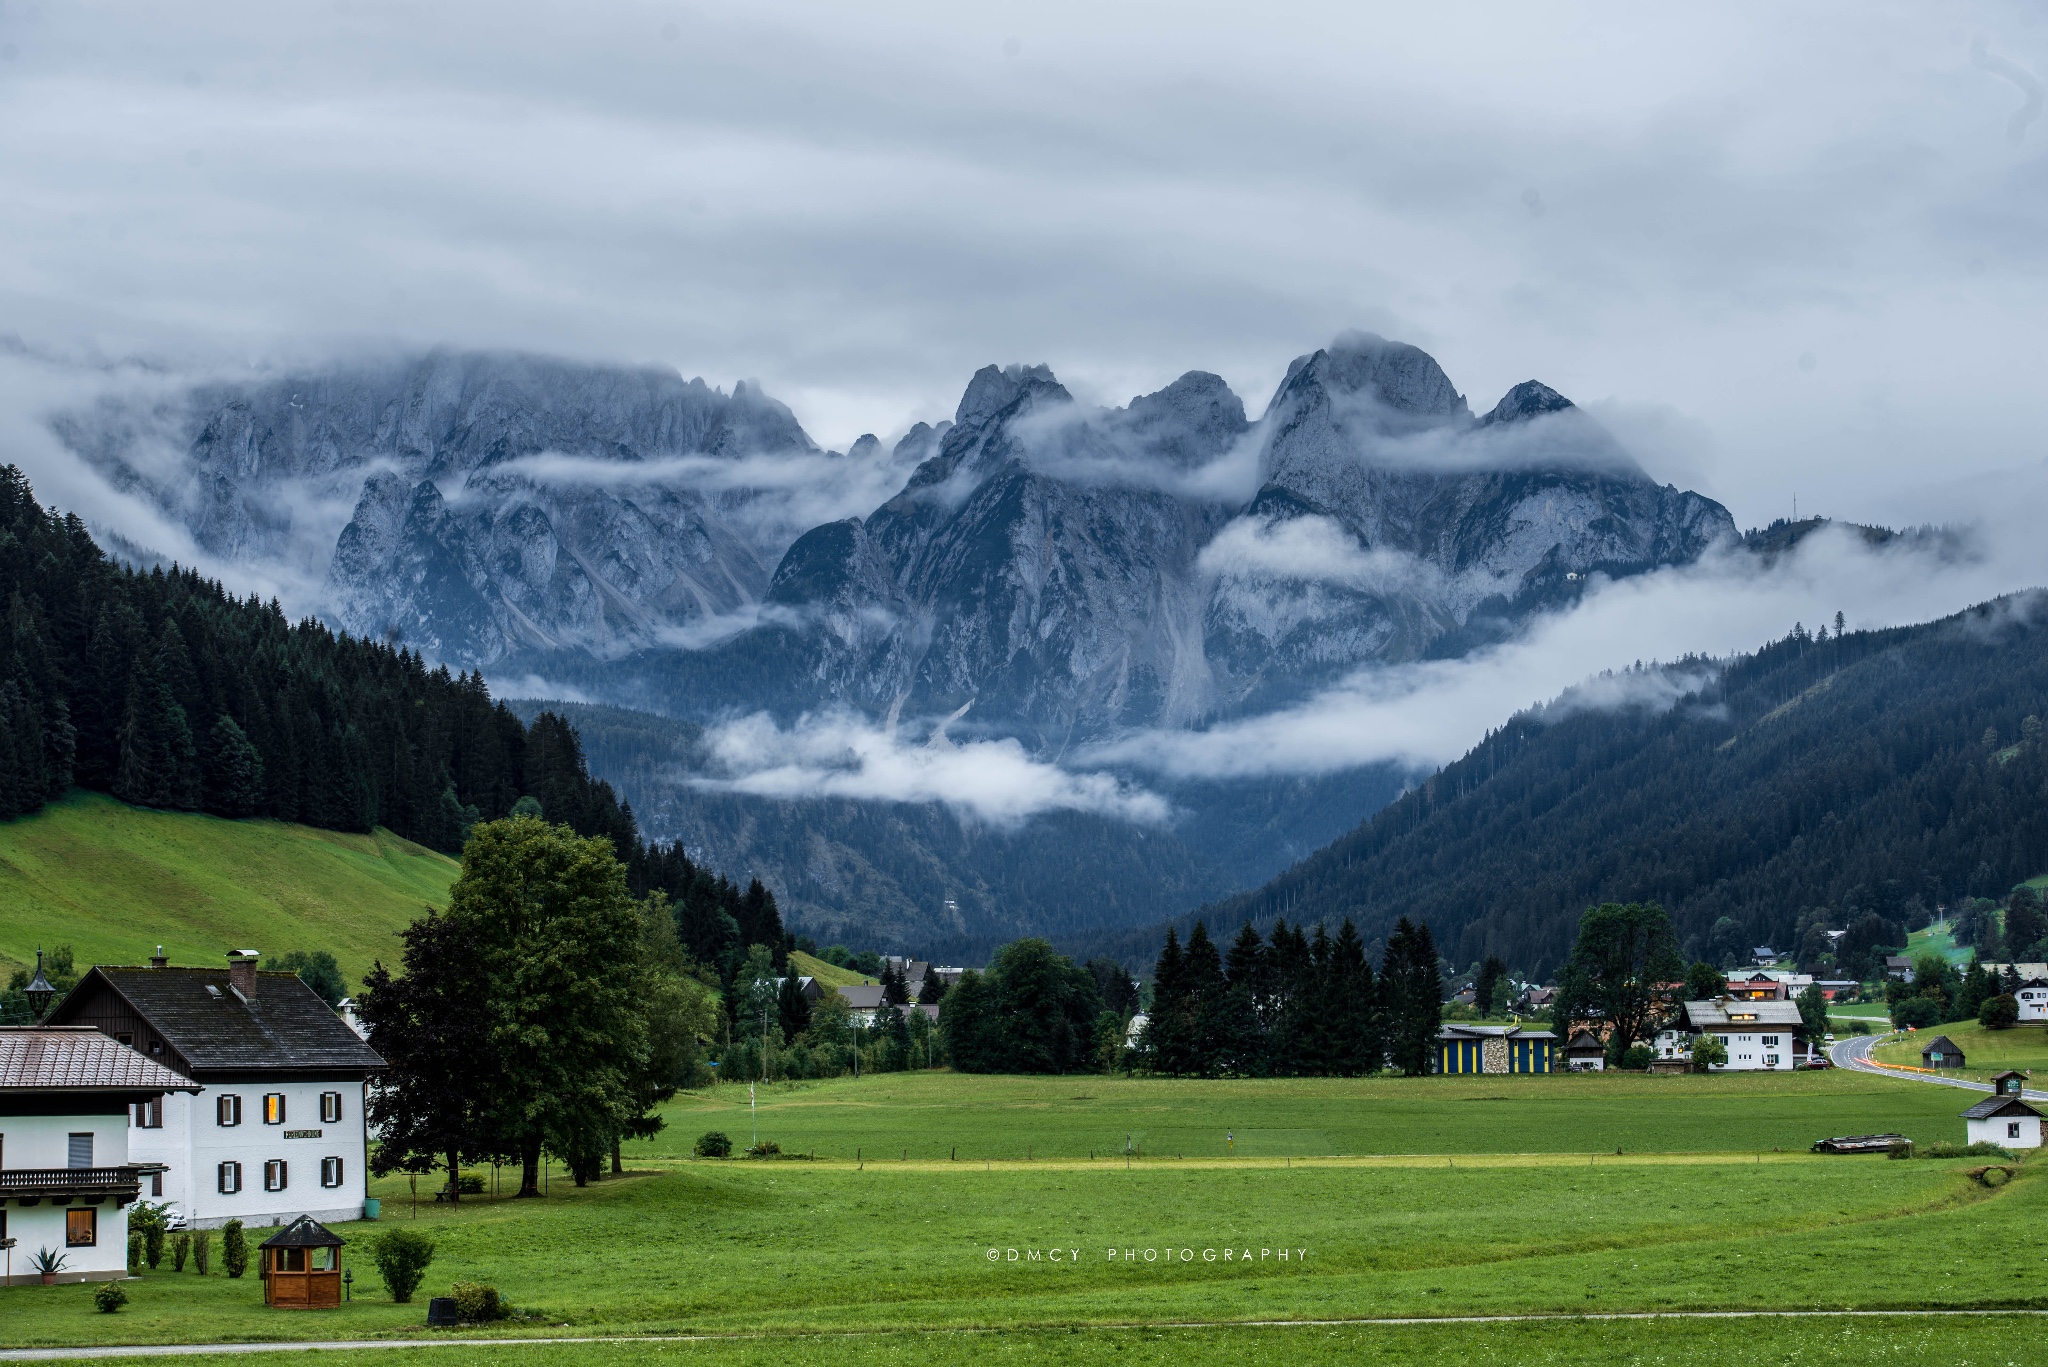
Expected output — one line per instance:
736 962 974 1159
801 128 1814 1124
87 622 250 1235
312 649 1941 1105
1961 1072 2043 1149
1651 998 1808 1071
1 1027 199 1285
45 952 386 1229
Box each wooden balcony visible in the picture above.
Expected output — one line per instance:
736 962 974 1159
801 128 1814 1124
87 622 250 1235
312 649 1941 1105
0 1166 143 1204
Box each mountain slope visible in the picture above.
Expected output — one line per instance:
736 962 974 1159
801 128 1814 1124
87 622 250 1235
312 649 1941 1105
1201 595 2048 979
0 791 456 990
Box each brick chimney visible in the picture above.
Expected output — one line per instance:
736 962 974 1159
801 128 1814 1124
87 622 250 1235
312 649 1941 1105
150 945 168 970
227 950 260 1001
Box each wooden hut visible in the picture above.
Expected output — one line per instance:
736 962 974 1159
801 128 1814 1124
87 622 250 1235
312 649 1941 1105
1920 1035 1966 1070
259 1215 346 1308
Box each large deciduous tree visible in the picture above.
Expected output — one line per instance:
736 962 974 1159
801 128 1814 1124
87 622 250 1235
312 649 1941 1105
1555 901 1685 1060
450 815 649 1194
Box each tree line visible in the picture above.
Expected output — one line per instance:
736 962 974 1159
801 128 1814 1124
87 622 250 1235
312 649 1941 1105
1134 918 1443 1076
1198 598 2048 981
0 466 799 1024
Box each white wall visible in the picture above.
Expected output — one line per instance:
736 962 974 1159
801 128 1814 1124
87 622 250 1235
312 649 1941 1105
0 1111 131 1285
2018 987 2048 1022
1967 1114 2043 1149
1707 1030 1793 1070
131 1080 367 1230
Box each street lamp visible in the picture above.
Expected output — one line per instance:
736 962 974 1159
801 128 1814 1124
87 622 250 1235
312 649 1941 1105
343 1268 353 1302
24 949 55 1021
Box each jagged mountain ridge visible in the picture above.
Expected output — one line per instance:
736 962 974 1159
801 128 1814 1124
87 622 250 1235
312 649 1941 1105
495 332 1738 744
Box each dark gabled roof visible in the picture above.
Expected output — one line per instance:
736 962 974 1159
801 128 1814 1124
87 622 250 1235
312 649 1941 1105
1961 1095 2042 1120
259 1214 346 1248
1921 1035 1964 1054
0 1027 201 1093
1564 1029 1605 1052
50 968 384 1075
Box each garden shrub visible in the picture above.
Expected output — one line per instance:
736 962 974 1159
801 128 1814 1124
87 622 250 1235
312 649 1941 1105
450 1280 508 1321
1981 993 2020 1030
694 1131 733 1158
171 1232 191 1272
93 1280 129 1313
1890 996 1943 1030
222 1220 248 1279
373 1227 436 1303
744 1140 782 1157
126 1233 142 1273
1919 1140 2017 1160
456 1175 486 1195
193 1229 212 1276
1619 1044 1655 1071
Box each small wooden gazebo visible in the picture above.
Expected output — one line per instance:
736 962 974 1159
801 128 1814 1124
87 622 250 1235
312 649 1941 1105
259 1216 346 1308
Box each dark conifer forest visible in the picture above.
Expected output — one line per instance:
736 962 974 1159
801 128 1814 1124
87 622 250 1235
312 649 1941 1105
1203 594 2048 980
0 466 784 977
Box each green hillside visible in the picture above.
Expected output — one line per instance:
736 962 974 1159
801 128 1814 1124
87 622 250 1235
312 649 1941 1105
0 791 457 993
788 949 876 988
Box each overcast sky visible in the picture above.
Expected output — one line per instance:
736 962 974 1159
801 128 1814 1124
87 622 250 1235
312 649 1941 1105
3 0 2045 531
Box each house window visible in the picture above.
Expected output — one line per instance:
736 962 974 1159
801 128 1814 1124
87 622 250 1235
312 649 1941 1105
320 1092 342 1124
2010 1122 2023 1139
67 1132 94 1168
217 1094 243 1127
134 1097 162 1128
115 1032 133 1048
262 1094 285 1125
65 1208 97 1247
218 1161 242 1194
264 1159 287 1192
151 1171 163 1197
321 1156 344 1188
1762 1036 1780 1047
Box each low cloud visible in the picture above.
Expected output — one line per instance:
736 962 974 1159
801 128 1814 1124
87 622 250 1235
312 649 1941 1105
1196 512 1440 594
1087 521 2038 782
690 709 1169 826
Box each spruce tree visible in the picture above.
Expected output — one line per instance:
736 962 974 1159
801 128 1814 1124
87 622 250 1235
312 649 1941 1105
1145 928 1189 1075
1329 920 1377 1074
1182 922 1227 1077
204 715 266 817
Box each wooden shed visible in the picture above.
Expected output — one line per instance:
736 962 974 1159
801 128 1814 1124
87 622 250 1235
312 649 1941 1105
259 1215 346 1308
1921 1035 1966 1069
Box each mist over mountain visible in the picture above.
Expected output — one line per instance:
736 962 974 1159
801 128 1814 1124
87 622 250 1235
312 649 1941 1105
50 331 1753 949
1153 593 2048 981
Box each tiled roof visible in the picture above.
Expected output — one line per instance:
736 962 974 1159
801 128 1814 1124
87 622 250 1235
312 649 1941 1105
1681 999 1804 1029
0 1027 200 1092
52 968 385 1075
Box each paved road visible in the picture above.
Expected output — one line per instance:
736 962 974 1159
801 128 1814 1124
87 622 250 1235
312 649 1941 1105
1828 1031 2048 1101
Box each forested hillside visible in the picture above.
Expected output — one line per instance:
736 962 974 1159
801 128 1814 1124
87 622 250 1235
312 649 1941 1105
0 466 787 983
1202 594 2048 980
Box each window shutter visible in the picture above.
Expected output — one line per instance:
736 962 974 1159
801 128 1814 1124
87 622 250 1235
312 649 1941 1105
218 1161 241 1194
321 1091 342 1124
67 1132 94 1168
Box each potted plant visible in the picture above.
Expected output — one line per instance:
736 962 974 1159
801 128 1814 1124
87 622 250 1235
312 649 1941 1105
29 1247 67 1286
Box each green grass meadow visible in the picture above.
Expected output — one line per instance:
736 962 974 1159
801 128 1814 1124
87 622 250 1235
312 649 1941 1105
4 1071 2042 1357
0 791 456 986
1872 1018 2048 1083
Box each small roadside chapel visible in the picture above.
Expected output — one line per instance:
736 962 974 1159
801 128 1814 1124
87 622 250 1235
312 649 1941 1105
259 1215 346 1308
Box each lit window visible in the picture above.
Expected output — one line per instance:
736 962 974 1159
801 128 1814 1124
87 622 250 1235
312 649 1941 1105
217 1095 242 1127
263 1094 285 1125
320 1092 342 1124
218 1161 242 1194
65 1208 96 1247
264 1159 287 1192
321 1156 344 1188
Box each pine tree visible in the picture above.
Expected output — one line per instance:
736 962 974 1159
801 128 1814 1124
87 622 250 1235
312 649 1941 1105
1381 918 1443 1076
1329 920 1377 1074
1182 922 1226 1078
203 715 266 817
1144 928 1190 1075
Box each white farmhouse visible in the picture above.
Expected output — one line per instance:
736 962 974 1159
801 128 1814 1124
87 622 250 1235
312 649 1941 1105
1962 1074 2042 1148
2015 980 2048 1022
1 1027 198 1285
1668 998 1807 1071
46 952 386 1229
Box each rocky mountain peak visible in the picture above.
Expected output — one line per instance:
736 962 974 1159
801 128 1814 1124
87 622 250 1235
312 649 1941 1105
1479 380 1574 427
1273 332 1470 426
953 363 1068 430
846 434 883 461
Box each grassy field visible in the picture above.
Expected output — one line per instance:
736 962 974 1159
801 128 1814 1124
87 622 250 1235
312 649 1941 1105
2 1071 2035 1353
789 949 877 988
8 1318 2037 1367
0 791 457 990
1872 1017 2048 1082
1905 921 1969 967
646 1066 1979 1160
